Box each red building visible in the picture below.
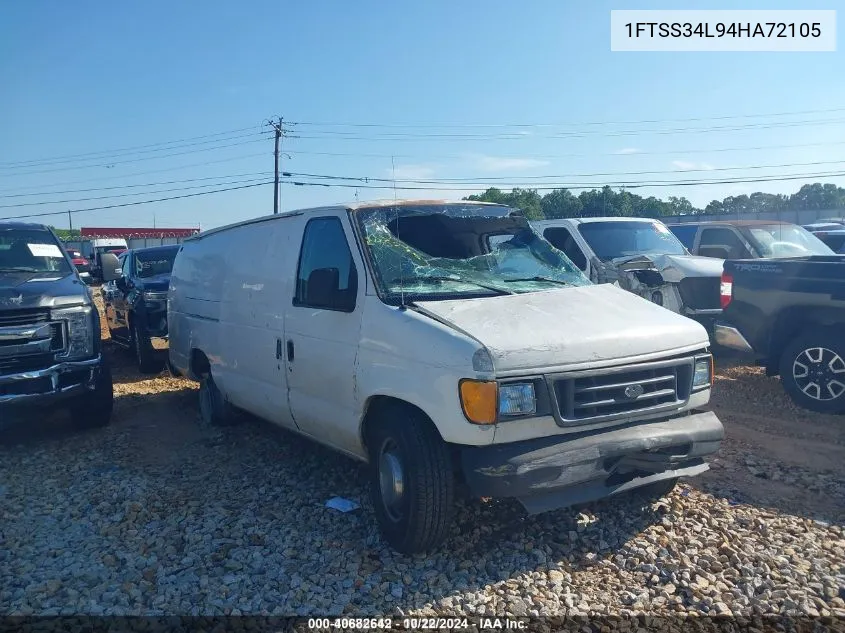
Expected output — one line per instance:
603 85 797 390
80 227 200 239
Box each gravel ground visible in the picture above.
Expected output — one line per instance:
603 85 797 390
1 290 844 619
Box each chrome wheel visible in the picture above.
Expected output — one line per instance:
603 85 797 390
378 439 405 522
793 347 845 402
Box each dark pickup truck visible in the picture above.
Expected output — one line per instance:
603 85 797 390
1 222 113 429
714 256 845 414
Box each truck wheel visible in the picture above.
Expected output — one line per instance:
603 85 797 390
198 373 234 427
133 322 163 374
780 329 845 414
70 361 114 429
366 405 455 554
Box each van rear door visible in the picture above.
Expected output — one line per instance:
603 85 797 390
283 212 365 455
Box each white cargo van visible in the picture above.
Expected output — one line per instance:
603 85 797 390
168 200 724 554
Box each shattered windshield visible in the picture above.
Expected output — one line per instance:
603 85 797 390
354 204 590 303
0 228 72 275
578 220 688 261
748 225 834 258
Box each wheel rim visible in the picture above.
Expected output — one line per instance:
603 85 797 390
792 346 845 402
377 439 405 522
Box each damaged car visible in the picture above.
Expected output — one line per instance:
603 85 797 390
534 217 724 330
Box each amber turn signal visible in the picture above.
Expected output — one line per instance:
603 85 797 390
459 379 497 424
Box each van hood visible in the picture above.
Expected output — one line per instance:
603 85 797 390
414 283 708 373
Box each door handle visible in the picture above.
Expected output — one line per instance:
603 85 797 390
276 339 283 359
286 340 295 362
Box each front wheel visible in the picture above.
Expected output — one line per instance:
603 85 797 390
198 373 235 427
779 329 845 414
70 361 114 429
366 405 455 554
133 321 164 375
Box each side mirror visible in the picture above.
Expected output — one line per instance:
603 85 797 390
101 253 122 282
305 267 355 311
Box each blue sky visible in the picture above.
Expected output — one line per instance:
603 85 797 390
1 0 843 230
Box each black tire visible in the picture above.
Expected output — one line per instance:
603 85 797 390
779 328 845 414
70 361 114 429
366 404 455 554
133 321 164 374
198 373 234 427
634 477 679 500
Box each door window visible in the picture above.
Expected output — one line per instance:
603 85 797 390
120 254 131 278
294 217 358 312
698 228 752 259
542 227 588 270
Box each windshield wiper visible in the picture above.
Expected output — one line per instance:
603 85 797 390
0 267 40 272
503 276 571 286
388 275 513 295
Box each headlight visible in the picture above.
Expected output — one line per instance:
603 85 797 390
51 305 94 361
499 383 536 416
693 356 713 390
143 291 168 304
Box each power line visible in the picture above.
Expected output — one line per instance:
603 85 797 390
0 153 269 195
0 181 272 221
281 169 845 191
0 176 272 209
0 132 269 170
283 139 845 161
287 105 845 129
0 171 272 199
288 116 845 142
0 138 268 178
282 159 845 185
0 125 265 168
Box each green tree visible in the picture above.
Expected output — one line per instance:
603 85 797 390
666 196 696 216
540 189 583 218
788 183 845 210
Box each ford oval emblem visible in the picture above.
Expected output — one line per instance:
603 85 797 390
624 384 645 399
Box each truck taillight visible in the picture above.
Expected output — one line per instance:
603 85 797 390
720 272 733 309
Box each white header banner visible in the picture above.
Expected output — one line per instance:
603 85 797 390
611 10 836 52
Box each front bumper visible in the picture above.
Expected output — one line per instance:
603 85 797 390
461 411 724 514
713 323 755 354
0 356 102 408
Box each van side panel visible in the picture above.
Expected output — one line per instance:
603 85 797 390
217 217 300 428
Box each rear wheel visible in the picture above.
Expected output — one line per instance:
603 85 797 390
366 404 455 554
779 329 845 414
70 361 114 429
198 373 234 427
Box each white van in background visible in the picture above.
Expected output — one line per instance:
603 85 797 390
82 238 128 280
167 200 723 554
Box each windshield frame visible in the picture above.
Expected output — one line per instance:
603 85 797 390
577 219 690 262
743 224 835 258
0 226 74 276
349 204 591 306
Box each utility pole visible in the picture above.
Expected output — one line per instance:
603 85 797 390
67 210 73 233
267 117 285 214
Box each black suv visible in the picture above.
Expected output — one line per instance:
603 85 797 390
101 245 178 373
0 222 113 429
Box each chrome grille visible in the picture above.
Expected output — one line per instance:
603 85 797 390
0 353 55 376
552 357 694 425
0 309 50 327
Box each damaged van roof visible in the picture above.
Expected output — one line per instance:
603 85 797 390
344 199 503 211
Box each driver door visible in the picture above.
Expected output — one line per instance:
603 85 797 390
111 253 133 342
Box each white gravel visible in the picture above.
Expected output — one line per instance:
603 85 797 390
1 348 844 618
1 412 843 618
